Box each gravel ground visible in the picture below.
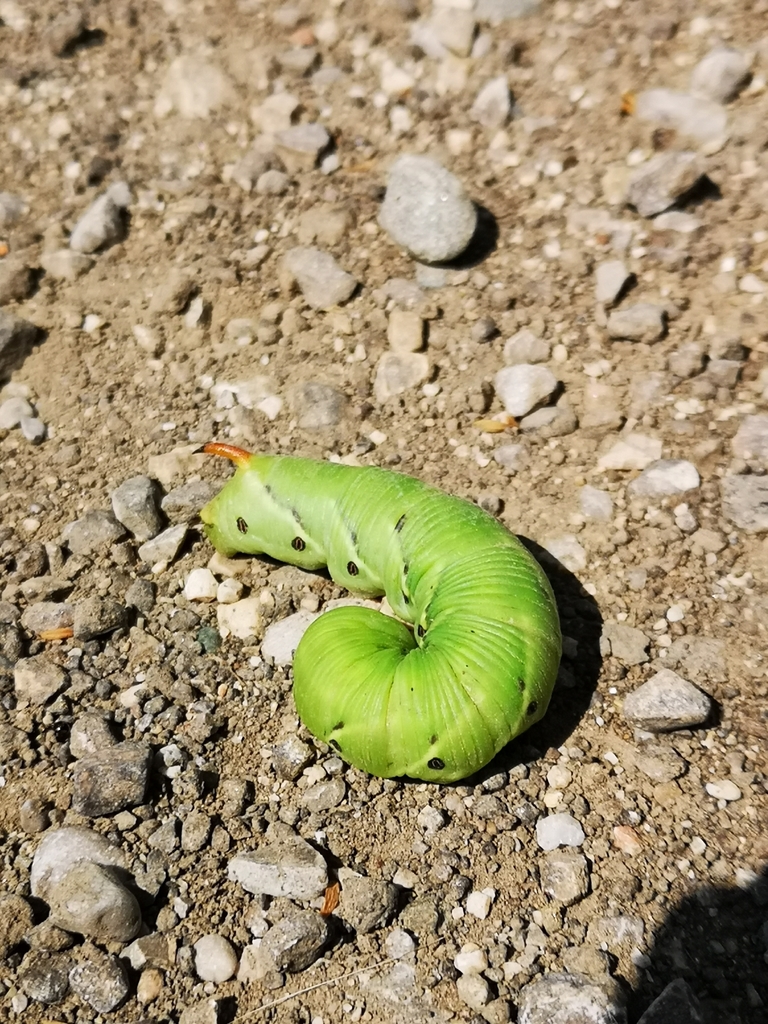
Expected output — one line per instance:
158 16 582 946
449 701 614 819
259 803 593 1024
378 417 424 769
1 1 767 1022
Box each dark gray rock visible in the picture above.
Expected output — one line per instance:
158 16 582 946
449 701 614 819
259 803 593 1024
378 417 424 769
637 979 703 1024
161 480 219 521
71 742 151 816
339 873 399 933
69 947 130 1012
110 475 164 541
73 596 128 641
62 510 126 556
18 951 71 1004
0 309 42 380
260 908 330 972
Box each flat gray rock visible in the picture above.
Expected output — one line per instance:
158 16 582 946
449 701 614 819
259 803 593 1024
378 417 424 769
69 948 130 1012
374 351 430 402
476 0 541 21
721 475 768 533
627 459 700 497
289 381 348 429
595 260 631 304
379 155 477 263
69 182 130 253
282 247 357 309
539 850 589 906
732 414 768 466
623 668 712 732
62 510 126 556
518 973 626 1024
260 909 330 972
228 832 329 899
338 871 399 933
607 303 666 342
503 329 551 365
600 623 650 665
627 152 703 217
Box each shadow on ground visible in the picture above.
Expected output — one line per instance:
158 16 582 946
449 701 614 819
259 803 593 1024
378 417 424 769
628 864 768 1024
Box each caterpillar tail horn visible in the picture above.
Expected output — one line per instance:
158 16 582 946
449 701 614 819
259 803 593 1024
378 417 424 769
200 442 252 467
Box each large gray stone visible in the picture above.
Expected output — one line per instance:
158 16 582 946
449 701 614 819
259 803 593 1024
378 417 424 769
379 155 477 263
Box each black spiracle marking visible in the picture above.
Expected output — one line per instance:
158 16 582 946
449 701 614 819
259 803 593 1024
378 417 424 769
347 561 359 576
332 721 344 731
527 700 539 716
428 757 445 771
236 517 248 534
518 677 526 693
395 513 406 532
402 591 410 605
429 734 438 745
292 537 305 551
417 624 426 638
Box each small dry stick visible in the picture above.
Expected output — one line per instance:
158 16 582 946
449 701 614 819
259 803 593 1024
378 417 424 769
234 953 413 1020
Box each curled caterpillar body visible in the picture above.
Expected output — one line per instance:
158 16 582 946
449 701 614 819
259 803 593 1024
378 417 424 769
200 444 562 783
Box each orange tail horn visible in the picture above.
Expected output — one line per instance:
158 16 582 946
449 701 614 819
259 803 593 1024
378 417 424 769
200 442 252 467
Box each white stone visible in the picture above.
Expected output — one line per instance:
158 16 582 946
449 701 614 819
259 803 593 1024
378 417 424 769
466 889 494 919
690 47 751 104
494 364 558 418
216 598 263 641
416 805 446 836
194 934 238 983
217 578 244 604
597 433 662 472
385 928 416 959
535 813 585 851
705 780 741 802
470 75 511 128
184 567 218 602
635 88 728 145
454 944 488 975
542 535 587 573
155 56 234 119
261 610 319 665
579 485 613 521
595 260 630 305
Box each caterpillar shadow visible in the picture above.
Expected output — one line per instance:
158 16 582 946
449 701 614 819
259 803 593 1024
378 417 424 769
629 863 768 1023
468 538 604 784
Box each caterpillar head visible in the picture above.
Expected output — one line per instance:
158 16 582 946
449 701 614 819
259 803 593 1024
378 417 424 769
199 442 254 557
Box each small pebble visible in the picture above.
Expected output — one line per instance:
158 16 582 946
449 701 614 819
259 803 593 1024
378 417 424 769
194 934 238 983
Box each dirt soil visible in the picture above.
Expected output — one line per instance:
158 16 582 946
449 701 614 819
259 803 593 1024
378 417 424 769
1 1 767 1023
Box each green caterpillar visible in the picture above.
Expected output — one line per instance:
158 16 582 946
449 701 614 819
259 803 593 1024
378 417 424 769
199 443 562 783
